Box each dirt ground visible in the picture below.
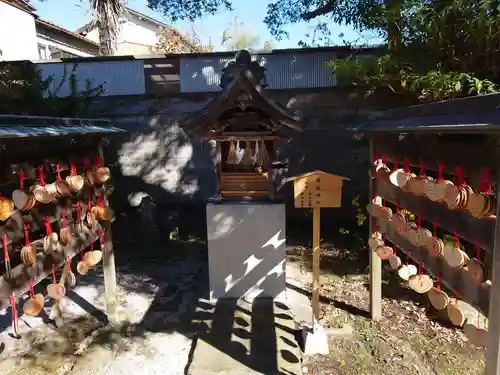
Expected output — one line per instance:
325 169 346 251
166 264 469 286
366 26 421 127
286 231 485 375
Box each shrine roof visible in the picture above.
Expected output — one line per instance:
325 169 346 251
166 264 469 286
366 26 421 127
0 115 125 139
180 50 303 135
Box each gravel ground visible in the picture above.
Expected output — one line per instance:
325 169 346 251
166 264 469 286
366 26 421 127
0 238 206 375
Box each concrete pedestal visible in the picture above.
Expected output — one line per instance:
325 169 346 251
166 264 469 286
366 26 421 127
206 202 286 299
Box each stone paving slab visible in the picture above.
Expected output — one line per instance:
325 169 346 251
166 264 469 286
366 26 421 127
188 298 301 375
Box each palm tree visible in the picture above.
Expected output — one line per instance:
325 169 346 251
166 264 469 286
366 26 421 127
88 0 126 55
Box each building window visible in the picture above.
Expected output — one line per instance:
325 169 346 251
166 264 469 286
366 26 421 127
49 48 78 59
38 44 49 60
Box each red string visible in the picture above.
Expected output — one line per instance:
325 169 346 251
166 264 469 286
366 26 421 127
9 295 16 323
382 155 388 165
417 212 422 230
436 272 441 293
83 159 88 170
455 166 466 187
393 156 399 171
403 157 410 173
70 161 76 174
51 264 56 284
28 279 34 299
476 239 481 264
453 231 459 248
94 156 102 167
437 161 445 181
480 168 493 195
18 171 24 189
37 167 46 186
419 158 425 177
45 217 52 236
2 234 9 263
97 193 103 206
75 203 81 221
418 261 424 278
24 224 30 246
393 242 397 255
56 164 62 181
67 256 72 273
395 200 400 213
373 151 379 161
374 224 380 232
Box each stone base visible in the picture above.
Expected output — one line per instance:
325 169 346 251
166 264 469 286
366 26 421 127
206 202 286 299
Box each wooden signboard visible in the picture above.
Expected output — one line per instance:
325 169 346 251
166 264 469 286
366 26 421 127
284 171 349 321
288 171 347 208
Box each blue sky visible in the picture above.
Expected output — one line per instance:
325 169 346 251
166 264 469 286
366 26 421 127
32 0 378 49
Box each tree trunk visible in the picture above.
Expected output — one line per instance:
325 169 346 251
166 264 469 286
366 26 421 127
386 0 402 52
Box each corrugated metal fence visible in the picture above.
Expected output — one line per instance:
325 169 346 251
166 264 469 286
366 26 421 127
179 52 337 93
35 51 338 97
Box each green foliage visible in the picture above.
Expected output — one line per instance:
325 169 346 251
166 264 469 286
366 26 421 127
147 0 232 22
330 54 498 101
0 62 103 116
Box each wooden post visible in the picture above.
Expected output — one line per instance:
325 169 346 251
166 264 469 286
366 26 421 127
369 139 382 321
312 207 321 321
485 140 500 375
99 144 118 324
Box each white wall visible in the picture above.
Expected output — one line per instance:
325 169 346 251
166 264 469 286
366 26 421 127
36 35 95 59
0 1 38 61
84 14 160 56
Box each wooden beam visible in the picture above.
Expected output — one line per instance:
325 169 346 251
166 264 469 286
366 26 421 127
375 180 495 252
485 141 500 375
370 139 383 321
312 207 321 321
99 144 118 324
375 135 496 174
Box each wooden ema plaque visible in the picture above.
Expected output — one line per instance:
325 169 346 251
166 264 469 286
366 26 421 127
287 171 348 208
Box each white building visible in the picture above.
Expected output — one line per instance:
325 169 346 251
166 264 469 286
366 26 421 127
0 1 185 61
0 0 98 61
77 7 180 56
0 0 38 60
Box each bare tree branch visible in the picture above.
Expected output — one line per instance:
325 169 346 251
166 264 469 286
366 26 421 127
301 0 337 20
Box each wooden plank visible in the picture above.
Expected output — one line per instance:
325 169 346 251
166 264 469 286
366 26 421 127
0 222 100 301
370 138 382 321
220 191 268 198
370 197 383 321
485 144 500 375
376 219 490 317
99 145 118 324
375 135 497 174
375 180 495 251
312 207 320 320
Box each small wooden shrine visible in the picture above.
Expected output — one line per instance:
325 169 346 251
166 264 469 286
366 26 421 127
181 50 303 300
182 50 303 201
0 114 124 333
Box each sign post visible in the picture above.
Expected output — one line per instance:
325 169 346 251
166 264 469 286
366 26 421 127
285 170 349 321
